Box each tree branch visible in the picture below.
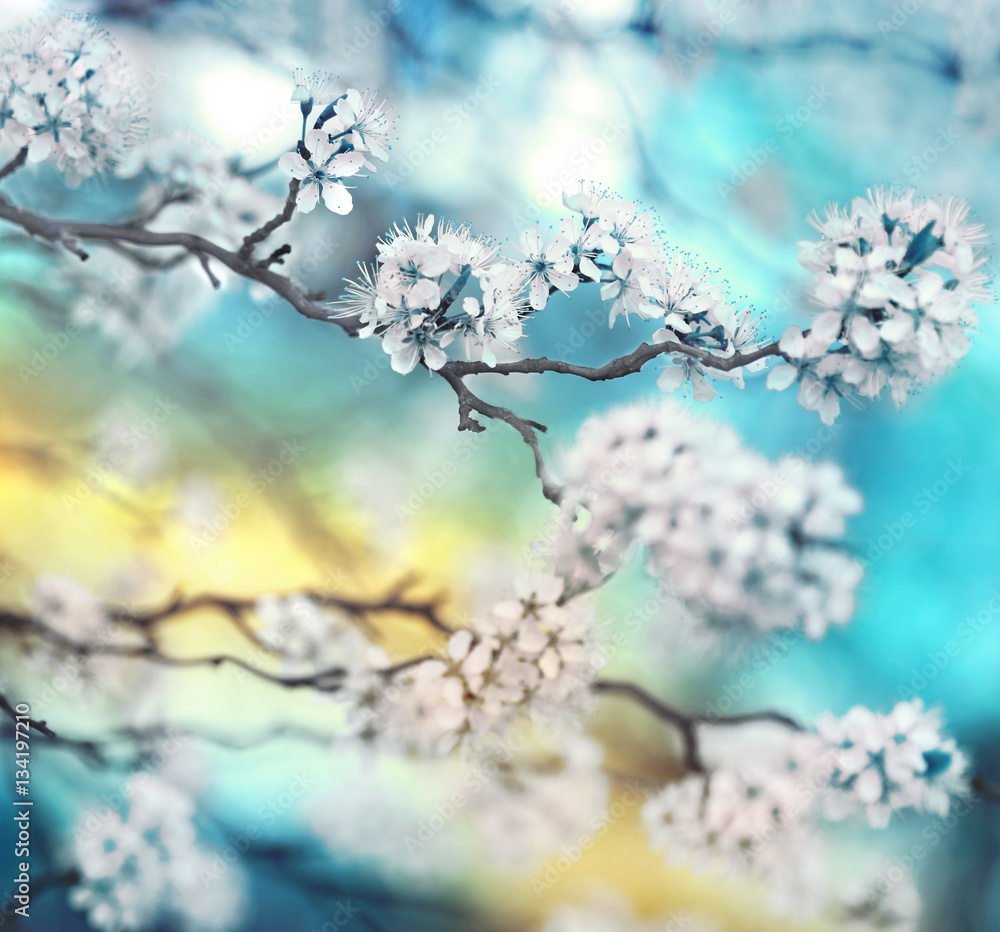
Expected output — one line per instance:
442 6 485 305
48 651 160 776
436 365 562 504
0 195 789 498
0 198 354 330
238 178 300 263
0 147 29 182
444 336 784 381
592 678 998 804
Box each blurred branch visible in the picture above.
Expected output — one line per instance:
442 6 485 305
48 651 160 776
0 147 29 181
592 678 999 806
0 577 453 695
113 576 455 635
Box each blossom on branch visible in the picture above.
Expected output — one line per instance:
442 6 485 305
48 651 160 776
792 699 970 828
768 187 993 423
642 764 828 917
554 402 864 640
333 214 523 373
0 13 147 184
69 774 245 932
357 576 594 754
278 128 367 214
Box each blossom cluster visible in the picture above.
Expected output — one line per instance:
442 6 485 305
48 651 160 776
0 13 147 184
333 213 524 373
31 574 108 640
117 130 282 248
554 402 864 639
69 774 244 932
768 187 992 423
335 185 764 389
561 183 765 400
791 699 970 828
279 69 394 215
357 576 594 754
26 575 129 697
642 763 827 916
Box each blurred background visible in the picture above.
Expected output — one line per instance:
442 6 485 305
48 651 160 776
0 0 999 929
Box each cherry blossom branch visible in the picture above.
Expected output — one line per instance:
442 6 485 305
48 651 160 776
435 336 787 500
445 336 784 381
110 577 455 636
592 678 1000 804
0 576 453 698
0 609 352 687
0 195 794 499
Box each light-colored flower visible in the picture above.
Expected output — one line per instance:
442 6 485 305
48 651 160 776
278 128 366 214
0 13 147 183
794 700 970 829
554 401 863 639
514 228 579 310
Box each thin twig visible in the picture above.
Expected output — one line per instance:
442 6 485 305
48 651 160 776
238 178 300 263
437 365 562 504
191 248 221 287
0 147 29 182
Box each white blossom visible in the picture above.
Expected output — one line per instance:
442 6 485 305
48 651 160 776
330 87 395 161
278 127 367 214
512 227 579 310
254 594 388 687
643 760 830 918
333 214 522 373
769 188 993 423
289 68 337 123
792 700 970 829
0 14 147 184
361 576 594 754
31 575 107 640
69 775 245 932
555 402 864 639
469 734 609 867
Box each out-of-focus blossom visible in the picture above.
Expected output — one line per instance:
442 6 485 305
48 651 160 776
554 401 863 640
469 735 609 867
792 699 970 828
0 13 147 184
354 576 594 755
69 774 245 932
